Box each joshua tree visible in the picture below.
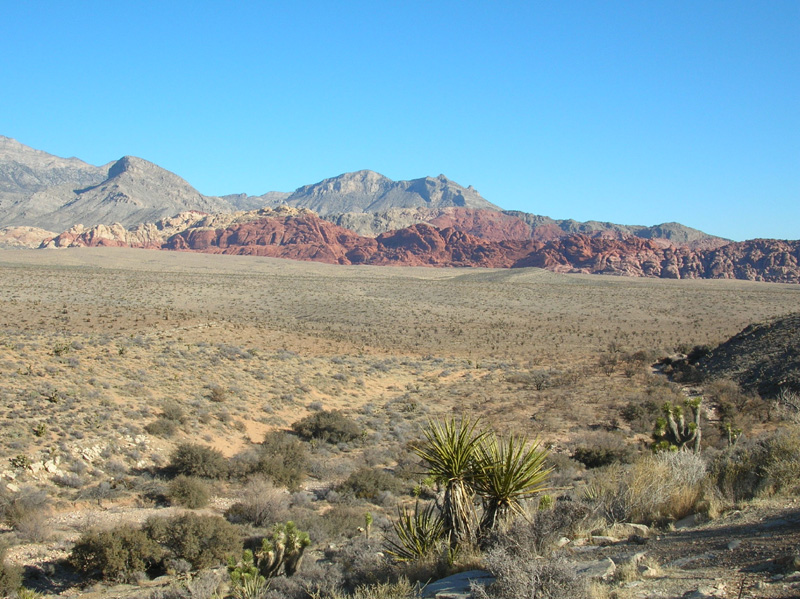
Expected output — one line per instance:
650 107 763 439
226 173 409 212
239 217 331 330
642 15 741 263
256 521 310 578
653 397 702 453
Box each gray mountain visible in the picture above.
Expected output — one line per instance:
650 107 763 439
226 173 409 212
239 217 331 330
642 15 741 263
0 135 107 194
0 137 237 230
47 155 234 230
505 211 728 248
0 136 108 226
276 170 500 215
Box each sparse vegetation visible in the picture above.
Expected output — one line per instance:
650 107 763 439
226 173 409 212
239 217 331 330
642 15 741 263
0 545 22 597
0 251 797 598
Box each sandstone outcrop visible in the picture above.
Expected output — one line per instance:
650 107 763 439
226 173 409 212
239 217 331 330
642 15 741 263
35 209 800 283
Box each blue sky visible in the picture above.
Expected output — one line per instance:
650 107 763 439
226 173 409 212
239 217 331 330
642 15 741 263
2 1 797 241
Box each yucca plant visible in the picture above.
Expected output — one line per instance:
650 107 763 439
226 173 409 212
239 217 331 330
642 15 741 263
473 434 552 536
229 550 269 599
413 417 486 549
384 501 444 562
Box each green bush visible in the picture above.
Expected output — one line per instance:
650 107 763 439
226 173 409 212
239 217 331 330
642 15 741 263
69 526 162 581
167 475 210 509
169 443 228 479
253 431 309 491
0 545 22 597
571 443 633 469
337 467 405 503
145 513 241 570
291 410 361 444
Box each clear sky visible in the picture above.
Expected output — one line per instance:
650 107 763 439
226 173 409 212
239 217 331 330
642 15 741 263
2 1 797 241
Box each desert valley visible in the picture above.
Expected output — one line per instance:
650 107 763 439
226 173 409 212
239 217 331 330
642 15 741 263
0 138 799 599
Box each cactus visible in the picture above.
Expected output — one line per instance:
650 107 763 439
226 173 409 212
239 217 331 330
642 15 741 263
653 397 702 453
256 521 311 578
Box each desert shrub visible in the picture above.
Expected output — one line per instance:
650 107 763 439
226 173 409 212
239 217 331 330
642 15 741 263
482 499 598 557
544 452 583 490
264 560 345 599
291 410 361 444
295 506 366 543
167 475 210 509
225 477 290 527
0 545 22 597
473 549 588 599
145 513 241 570
207 384 228 403
324 537 389 591
252 431 309 491
584 452 707 526
145 418 178 438
161 402 186 422
711 426 800 501
69 526 162 581
169 443 228 479
570 432 634 468
621 397 661 433
0 487 51 542
337 467 406 503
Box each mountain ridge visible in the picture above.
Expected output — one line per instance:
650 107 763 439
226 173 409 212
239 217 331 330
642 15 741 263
0 137 734 248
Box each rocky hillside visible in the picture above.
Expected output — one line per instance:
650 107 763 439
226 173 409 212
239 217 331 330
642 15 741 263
41 210 800 282
693 313 800 396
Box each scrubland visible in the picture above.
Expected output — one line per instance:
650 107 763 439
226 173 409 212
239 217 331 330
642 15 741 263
0 248 798 599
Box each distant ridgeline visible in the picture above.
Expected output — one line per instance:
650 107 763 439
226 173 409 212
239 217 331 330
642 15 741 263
1 135 798 283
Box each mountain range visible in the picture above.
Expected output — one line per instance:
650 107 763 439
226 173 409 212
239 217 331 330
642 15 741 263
1 136 798 282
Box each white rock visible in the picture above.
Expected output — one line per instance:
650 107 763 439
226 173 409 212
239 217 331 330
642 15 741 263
576 557 616 581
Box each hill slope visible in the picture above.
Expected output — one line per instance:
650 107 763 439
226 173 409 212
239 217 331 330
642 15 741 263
694 313 800 396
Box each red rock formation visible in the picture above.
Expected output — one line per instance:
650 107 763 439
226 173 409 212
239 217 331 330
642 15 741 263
427 209 533 242
38 209 800 283
166 215 376 265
